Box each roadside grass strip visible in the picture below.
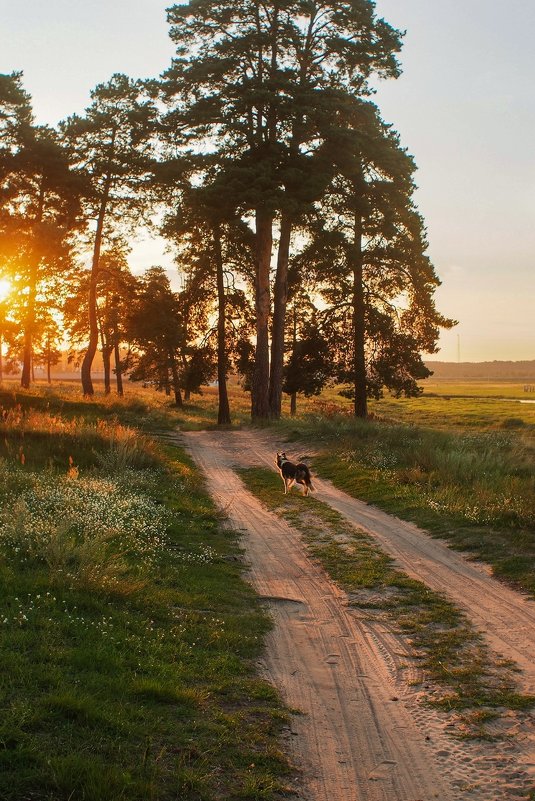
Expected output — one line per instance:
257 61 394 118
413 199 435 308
0 400 291 800
278 415 535 594
239 467 535 738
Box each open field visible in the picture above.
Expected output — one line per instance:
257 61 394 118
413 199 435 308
4 377 534 431
367 382 535 431
0 385 290 801
303 382 535 432
1 378 534 799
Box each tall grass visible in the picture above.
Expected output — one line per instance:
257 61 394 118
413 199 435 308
279 411 535 592
283 414 535 529
0 402 160 470
0 389 290 800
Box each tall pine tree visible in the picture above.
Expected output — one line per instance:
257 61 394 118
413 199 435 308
62 74 156 396
163 0 402 419
304 100 455 416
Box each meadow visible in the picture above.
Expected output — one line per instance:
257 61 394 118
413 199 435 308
1 376 534 798
0 384 290 801
160 378 535 593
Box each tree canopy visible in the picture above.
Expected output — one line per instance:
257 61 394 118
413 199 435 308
0 5 454 418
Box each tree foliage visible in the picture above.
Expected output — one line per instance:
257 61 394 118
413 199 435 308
61 74 156 395
0 8 455 417
0 74 83 386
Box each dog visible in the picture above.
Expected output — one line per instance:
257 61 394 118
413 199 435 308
276 452 315 496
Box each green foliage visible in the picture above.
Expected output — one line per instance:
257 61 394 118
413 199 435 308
283 320 332 399
0 389 291 800
162 0 407 420
302 99 455 412
0 74 84 387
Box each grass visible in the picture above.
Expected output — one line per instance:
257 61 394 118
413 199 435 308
0 385 291 801
307 381 535 431
277 402 535 594
239 466 535 735
2 375 534 778
9 379 533 593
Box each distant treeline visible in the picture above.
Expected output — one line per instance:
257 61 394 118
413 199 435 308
425 361 535 382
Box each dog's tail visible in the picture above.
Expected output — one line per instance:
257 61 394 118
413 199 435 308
297 464 315 495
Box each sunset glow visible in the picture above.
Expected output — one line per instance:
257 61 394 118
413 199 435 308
0 279 11 302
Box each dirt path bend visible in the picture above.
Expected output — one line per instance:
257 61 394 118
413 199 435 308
181 429 535 801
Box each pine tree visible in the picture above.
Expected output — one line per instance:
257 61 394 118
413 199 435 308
305 100 455 416
61 74 156 396
0 76 82 388
126 267 188 406
163 1 402 419
283 297 332 415
160 166 255 424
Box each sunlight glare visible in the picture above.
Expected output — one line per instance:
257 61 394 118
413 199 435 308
0 279 11 302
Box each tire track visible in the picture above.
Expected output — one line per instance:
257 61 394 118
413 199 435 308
180 429 535 800
182 430 454 800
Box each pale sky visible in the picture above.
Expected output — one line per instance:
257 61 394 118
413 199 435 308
1 0 534 362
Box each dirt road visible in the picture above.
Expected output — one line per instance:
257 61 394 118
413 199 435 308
182 428 535 801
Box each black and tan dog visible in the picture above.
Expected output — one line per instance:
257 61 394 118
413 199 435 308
276 452 315 496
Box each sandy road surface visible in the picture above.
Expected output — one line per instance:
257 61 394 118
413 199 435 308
180 429 535 801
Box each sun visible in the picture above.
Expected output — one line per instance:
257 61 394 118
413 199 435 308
0 279 11 302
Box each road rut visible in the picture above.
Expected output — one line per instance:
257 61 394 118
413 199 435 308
181 428 535 801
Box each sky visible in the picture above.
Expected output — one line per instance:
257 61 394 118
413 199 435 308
1 0 534 362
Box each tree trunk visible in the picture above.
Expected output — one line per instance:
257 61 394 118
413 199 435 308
251 207 272 421
114 341 123 397
268 212 292 419
96 303 111 394
169 351 183 407
180 355 191 401
290 392 297 416
46 339 52 384
290 301 298 417
213 223 231 425
81 128 116 397
20 283 35 388
352 211 367 418
0 332 3 382
81 178 111 397
111 302 123 397
21 179 45 389
102 346 112 394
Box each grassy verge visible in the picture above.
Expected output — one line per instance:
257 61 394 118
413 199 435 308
239 467 534 737
0 390 291 801
0 381 254 434
277 412 535 594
